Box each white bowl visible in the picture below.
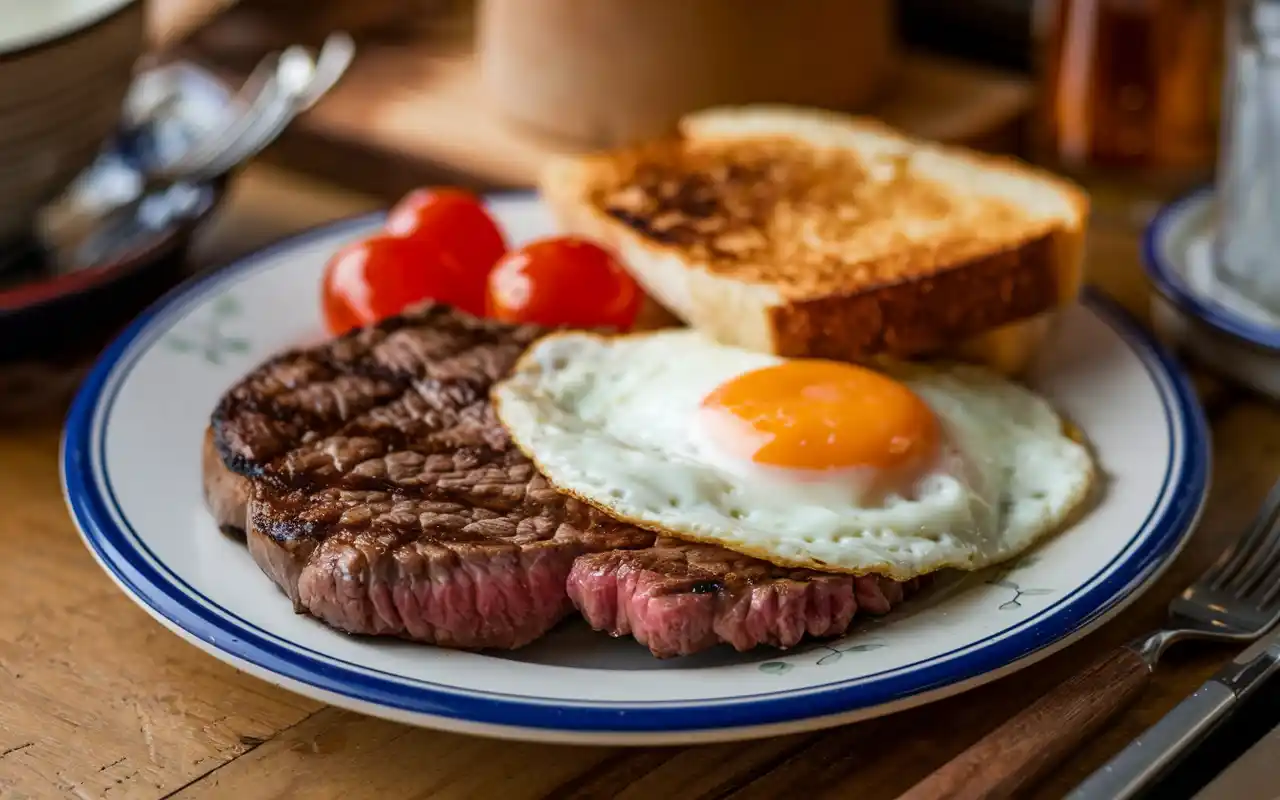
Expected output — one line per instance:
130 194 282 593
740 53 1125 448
0 0 145 244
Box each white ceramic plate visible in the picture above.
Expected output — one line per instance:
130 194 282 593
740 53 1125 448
63 194 1211 745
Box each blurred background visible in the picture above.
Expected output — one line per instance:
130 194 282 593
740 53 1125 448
6 5 1277 797
162 0 1220 199
0 0 1234 416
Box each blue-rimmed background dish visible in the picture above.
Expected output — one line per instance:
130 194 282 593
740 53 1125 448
1145 188 1280 400
62 194 1210 745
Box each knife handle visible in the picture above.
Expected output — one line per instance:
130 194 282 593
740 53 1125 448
899 646 1152 800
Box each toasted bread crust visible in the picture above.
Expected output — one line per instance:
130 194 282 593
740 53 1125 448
768 232 1060 359
539 106 1089 376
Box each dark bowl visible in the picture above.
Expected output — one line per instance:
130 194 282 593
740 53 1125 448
0 61 235 420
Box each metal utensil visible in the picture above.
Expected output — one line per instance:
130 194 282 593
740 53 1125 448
155 47 290 182
898 476 1280 800
296 31 356 111
172 32 353 184
62 48 301 266
71 33 353 265
1069 621 1280 798
181 44 318 181
190 33 354 181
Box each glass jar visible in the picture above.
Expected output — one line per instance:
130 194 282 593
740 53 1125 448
1214 0 1280 311
1034 0 1225 188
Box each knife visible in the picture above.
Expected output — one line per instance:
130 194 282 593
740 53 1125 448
1067 626 1280 799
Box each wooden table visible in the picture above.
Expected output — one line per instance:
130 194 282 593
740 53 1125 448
0 163 1271 800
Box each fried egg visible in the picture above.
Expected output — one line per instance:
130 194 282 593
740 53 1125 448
492 330 1095 580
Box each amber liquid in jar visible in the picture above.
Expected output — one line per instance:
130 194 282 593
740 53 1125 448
1035 0 1225 186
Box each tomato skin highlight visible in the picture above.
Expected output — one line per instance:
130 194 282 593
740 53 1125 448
321 234 477 336
320 188 511 335
384 188 507 276
322 191 640 334
485 236 642 330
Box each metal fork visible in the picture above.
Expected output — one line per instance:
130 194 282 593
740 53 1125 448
154 47 293 182
67 34 354 266
901 477 1280 800
170 32 355 185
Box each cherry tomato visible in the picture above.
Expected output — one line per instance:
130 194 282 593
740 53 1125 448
485 237 642 329
321 234 477 335
385 188 508 277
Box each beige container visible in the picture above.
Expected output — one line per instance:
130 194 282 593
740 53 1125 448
478 0 897 148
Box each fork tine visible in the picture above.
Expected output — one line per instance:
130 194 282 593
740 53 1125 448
1226 484 1280 595
1208 478 1280 589
194 92 295 181
1240 525 1280 601
167 51 282 176
297 33 355 111
1239 507 1280 600
1256 562 1280 608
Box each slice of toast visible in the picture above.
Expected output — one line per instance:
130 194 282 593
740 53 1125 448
540 105 1089 376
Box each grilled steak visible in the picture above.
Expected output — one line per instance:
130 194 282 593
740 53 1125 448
568 540 918 658
204 302 913 655
206 305 653 649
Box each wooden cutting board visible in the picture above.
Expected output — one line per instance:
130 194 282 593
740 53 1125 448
178 8 1034 200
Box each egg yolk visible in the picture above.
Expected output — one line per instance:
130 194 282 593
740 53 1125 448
699 360 940 472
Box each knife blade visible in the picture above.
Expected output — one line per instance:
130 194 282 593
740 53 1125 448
1067 626 1280 800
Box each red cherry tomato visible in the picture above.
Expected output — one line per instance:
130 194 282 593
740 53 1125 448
321 234 477 335
385 188 507 277
485 237 642 330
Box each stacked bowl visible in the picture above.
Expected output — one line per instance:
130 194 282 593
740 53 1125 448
0 0 145 244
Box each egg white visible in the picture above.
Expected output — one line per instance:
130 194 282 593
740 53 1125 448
492 330 1096 580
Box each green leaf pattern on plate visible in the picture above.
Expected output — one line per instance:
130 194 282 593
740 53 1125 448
757 641 886 674
166 292 251 365
758 661 794 675
986 553 1053 611
758 553 1056 674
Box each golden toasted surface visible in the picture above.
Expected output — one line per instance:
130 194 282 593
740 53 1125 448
590 137 1037 299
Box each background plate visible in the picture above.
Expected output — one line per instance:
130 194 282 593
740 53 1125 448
63 195 1210 745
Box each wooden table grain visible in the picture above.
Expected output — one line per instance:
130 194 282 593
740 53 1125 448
0 164 1269 800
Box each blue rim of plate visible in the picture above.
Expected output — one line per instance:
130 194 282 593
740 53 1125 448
63 199 1210 734
1143 185 1280 351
